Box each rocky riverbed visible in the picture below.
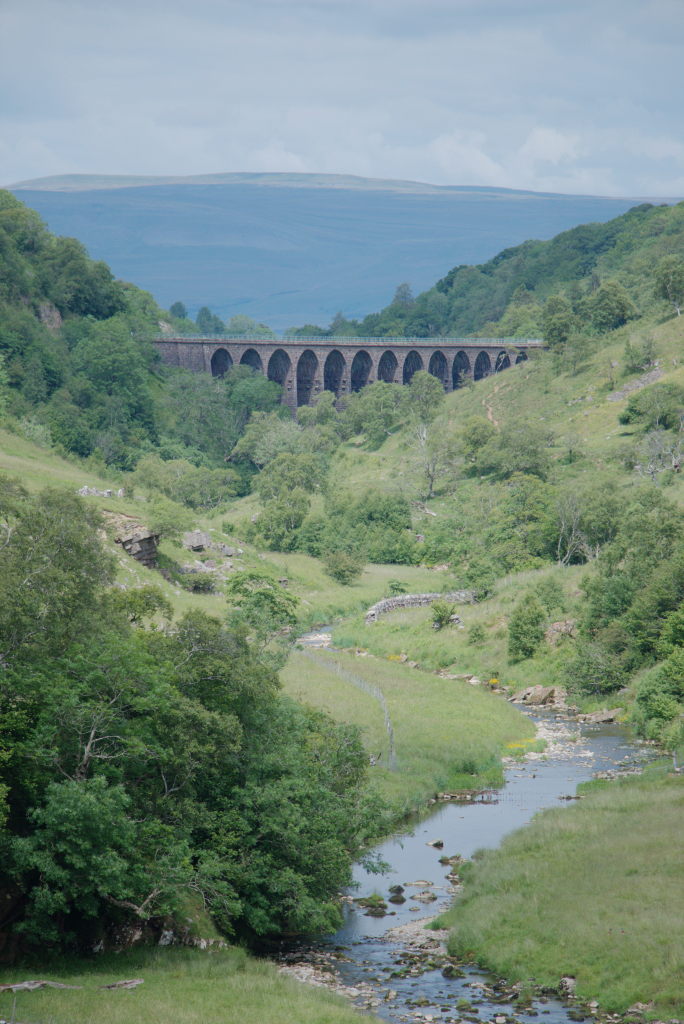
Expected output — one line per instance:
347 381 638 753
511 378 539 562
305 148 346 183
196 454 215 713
276 706 656 1024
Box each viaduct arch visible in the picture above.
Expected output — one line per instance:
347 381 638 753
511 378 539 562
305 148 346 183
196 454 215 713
155 335 540 409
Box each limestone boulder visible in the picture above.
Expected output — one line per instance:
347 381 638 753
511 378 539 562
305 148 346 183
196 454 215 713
545 619 577 645
512 684 567 707
183 530 212 552
579 708 622 724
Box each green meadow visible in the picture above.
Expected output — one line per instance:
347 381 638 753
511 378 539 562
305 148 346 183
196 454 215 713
0 947 363 1024
281 647 535 815
435 769 684 1020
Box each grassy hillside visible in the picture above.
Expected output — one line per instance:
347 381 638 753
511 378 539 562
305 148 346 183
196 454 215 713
3 190 684 1023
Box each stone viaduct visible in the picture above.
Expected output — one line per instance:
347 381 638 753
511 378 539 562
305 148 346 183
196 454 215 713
153 335 542 409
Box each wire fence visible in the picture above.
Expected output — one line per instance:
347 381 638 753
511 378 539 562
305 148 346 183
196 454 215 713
300 649 397 771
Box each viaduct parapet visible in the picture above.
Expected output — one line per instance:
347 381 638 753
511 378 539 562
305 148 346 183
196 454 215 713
153 335 543 408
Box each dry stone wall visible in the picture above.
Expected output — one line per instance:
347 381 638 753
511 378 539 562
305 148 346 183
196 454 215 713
365 591 475 624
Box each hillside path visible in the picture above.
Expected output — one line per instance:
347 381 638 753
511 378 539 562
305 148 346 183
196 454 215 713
481 378 505 426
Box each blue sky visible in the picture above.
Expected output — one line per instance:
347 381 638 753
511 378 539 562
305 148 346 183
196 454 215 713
2 0 683 196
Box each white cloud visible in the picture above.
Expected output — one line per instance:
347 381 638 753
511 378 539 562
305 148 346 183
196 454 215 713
1 0 683 195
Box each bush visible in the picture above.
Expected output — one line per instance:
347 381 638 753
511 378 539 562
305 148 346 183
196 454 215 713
181 572 215 593
297 513 328 557
431 600 457 631
468 624 485 645
563 639 626 695
508 595 546 661
324 550 365 585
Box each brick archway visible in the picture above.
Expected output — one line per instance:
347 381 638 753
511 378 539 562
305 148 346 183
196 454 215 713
378 350 398 383
210 348 233 377
474 351 491 381
268 348 291 387
324 350 346 395
402 350 423 384
351 350 372 391
240 348 263 372
428 350 448 388
296 350 319 406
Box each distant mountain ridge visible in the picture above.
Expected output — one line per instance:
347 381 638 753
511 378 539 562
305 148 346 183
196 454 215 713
10 173 677 331
13 172 671 198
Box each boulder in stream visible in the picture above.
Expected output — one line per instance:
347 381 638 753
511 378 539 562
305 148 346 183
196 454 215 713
578 708 622 724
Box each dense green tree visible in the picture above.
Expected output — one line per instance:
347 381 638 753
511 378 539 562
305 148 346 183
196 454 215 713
254 489 311 553
623 334 656 374
224 314 276 339
562 639 626 695
342 382 407 447
132 454 240 509
407 369 445 426
654 254 684 316
476 421 552 480
542 294 576 349
196 306 225 333
459 416 497 467
391 282 415 308
158 367 282 467
225 570 299 664
590 280 638 332
323 549 365 585
255 452 322 502
0 481 113 665
507 595 546 661
0 487 377 949
619 382 684 432
231 411 304 468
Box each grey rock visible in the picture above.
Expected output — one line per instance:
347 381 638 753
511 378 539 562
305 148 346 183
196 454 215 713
579 708 622 724
365 590 476 624
183 530 212 551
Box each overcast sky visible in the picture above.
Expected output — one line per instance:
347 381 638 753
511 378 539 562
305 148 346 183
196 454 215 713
2 0 683 196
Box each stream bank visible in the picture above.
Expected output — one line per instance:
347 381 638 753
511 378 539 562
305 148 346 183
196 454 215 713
276 700 657 1024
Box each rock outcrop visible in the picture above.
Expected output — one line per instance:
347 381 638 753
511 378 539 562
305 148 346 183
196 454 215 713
511 684 567 707
544 619 576 645
101 512 159 568
77 485 125 498
182 530 212 551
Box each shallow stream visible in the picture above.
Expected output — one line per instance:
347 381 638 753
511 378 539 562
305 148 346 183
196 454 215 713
280 633 653 1022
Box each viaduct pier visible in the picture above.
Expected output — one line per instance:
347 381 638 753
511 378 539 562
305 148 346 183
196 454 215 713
153 335 543 408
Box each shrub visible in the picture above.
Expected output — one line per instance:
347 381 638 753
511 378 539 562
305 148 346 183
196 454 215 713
181 572 215 593
324 550 365 585
468 624 486 645
563 639 626 695
508 595 546 661
431 600 458 631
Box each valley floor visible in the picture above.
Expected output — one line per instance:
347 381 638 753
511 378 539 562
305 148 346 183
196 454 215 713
0 947 364 1024
436 768 684 1021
